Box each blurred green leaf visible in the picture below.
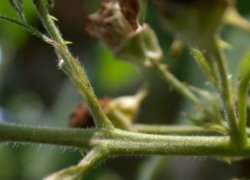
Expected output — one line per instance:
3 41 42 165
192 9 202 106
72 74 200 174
0 0 37 46
0 146 19 179
95 45 141 93
9 0 25 21
225 16 250 77
9 0 23 14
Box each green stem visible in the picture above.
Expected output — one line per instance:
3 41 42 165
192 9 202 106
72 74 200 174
149 59 222 125
33 0 113 128
45 146 107 180
135 124 222 136
209 36 239 144
107 129 247 156
238 81 248 146
2 124 250 156
149 60 200 105
0 123 97 148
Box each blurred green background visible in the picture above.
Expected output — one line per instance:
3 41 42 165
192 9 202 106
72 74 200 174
0 0 250 179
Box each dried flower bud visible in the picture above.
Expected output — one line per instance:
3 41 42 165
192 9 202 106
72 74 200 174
86 0 162 66
86 1 134 48
69 98 110 128
154 0 229 46
69 88 147 131
106 88 147 124
118 0 140 30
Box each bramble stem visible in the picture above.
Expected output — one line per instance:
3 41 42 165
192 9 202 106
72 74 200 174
33 0 113 128
208 36 240 144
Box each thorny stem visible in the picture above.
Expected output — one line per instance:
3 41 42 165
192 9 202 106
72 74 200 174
33 0 113 128
208 36 241 145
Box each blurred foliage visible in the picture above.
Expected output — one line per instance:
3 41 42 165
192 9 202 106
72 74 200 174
94 44 141 94
0 0 250 180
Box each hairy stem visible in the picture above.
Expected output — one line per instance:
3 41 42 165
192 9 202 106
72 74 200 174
33 0 113 128
0 123 97 148
238 81 248 146
45 146 108 180
107 129 248 156
2 124 250 156
209 36 239 144
148 59 222 125
149 60 200 105
135 124 223 136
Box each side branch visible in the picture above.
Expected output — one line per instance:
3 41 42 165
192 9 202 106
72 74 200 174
33 0 113 128
45 146 108 180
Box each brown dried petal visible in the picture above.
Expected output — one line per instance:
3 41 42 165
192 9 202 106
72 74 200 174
86 1 133 48
118 0 140 30
69 98 111 128
69 102 94 128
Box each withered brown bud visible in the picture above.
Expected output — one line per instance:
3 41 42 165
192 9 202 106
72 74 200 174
86 1 136 49
118 0 140 30
86 0 162 66
69 98 111 128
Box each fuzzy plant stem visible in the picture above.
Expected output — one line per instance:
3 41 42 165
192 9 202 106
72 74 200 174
135 124 223 136
2 124 250 156
238 81 248 146
32 0 113 128
148 59 220 123
149 59 200 106
208 36 240 145
237 50 250 147
45 146 108 180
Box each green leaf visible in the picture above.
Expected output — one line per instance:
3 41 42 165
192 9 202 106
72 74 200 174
0 0 37 46
9 0 25 21
9 0 23 14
